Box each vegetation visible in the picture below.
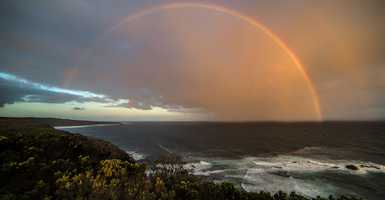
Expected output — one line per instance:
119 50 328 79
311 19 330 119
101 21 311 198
0 118 362 200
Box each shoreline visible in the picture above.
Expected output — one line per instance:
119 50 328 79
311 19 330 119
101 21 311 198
54 123 120 129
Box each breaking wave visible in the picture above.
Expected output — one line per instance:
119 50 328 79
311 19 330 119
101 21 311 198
125 150 147 160
183 155 385 198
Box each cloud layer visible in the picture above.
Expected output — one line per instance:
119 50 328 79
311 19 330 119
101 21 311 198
1 0 384 120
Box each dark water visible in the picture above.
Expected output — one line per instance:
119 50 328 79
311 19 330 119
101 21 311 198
59 122 385 199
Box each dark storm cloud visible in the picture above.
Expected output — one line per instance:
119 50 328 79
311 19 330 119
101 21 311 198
0 71 111 107
73 107 85 111
110 102 152 110
0 0 103 85
0 71 164 111
105 93 169 111
0 80 107 107
0 79 82 107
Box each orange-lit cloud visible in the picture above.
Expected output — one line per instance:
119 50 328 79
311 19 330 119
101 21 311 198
80 3 323 121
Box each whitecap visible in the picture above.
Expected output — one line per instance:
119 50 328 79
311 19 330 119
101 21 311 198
184 160 213 175
126 151 146 160
182 154 384 199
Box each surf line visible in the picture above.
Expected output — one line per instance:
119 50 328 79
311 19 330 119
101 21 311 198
158 144 173 154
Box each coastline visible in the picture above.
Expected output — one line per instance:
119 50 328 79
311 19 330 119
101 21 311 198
54 123 120 129
0 117 375 199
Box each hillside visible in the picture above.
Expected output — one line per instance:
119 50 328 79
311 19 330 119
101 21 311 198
0 118 361 200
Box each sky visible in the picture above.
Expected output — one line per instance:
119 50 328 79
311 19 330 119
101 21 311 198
0 0 384 121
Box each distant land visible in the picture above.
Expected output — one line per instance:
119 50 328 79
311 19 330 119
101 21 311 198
0 117 119 127
2 117 384 126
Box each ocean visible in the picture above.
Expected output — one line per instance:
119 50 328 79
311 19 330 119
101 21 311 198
58 122 385 199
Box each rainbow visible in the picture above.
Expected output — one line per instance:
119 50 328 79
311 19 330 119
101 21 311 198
107 3 323 120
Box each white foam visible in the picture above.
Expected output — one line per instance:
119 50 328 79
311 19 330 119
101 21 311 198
247 155 385 174
184 160 213 175
193 169 227 176
242 169 329 197
126 151 146 160
185 155 385 175
241 165 346 198
183 155 385 198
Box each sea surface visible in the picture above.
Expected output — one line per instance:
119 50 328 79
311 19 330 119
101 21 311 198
58 122 385 199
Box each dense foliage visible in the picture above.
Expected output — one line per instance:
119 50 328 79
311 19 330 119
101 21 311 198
0 119 362 200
